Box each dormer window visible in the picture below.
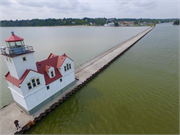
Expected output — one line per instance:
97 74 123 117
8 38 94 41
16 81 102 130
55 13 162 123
51 71 54 77
46 66 55 78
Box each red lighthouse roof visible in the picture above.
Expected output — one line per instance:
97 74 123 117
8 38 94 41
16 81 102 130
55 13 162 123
5 31 24 42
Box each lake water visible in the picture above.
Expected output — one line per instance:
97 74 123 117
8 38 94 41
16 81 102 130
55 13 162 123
0 24 179 134
0 26 149 108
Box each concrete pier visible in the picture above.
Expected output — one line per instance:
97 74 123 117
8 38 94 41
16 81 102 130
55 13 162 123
0 26 154 135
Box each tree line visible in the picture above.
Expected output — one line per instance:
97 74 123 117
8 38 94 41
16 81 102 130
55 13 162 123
173 20 179 25
1 17 178 27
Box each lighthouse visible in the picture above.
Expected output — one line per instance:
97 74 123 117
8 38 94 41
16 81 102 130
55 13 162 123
1 32 75 115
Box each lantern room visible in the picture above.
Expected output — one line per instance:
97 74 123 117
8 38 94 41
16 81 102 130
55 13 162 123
1 31 34 57
5 31 25 48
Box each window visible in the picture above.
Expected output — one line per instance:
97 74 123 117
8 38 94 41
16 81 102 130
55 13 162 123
27 82 32 90
64 66 66 71
47 85 50 90
27 78 40 90
67 64 69 70
9 58 12 63
60 78 62 82
36 78 40 85
64 63 72 72
51 71 54 77
31 79 36 87
22 57 27 61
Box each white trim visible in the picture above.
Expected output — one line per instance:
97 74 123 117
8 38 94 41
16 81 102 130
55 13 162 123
9 85 46 99
65 69 74 74
23 85 45 98
8 87 24 98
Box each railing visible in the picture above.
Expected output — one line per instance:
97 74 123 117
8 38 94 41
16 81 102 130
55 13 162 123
1 45 34 57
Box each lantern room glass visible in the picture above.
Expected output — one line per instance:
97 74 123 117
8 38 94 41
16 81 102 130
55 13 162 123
6 41 25 48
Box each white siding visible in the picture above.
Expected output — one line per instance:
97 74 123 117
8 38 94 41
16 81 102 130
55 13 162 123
20 70 45 97
6 53 37 80
10 88 28 110
60 57 74 77
23 69 75 111
25 93 38 110
24 87 47 110
4 57 18 80
6 55 75 113
7 81 23 95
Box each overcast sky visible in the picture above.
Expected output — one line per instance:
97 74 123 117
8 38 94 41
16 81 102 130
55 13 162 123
0 0 179 20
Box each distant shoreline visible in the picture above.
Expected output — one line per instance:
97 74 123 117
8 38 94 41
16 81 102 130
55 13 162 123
0 25 153 28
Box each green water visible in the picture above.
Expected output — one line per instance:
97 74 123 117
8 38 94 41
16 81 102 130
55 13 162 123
26 23 179 134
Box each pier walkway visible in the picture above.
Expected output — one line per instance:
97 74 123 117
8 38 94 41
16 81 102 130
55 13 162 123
0 26 154 135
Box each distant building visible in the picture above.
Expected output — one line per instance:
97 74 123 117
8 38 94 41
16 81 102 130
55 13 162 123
119 21 125 26
129 21 135 26
107 23 114 26
1 32 75 115
72 22 76 24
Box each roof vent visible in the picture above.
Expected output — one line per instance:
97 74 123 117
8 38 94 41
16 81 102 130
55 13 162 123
61 57 63 59
39 63 41 66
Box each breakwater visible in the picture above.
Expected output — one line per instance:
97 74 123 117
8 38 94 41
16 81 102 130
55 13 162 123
0 26 154 135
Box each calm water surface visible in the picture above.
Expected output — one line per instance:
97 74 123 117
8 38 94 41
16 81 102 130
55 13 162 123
26 23 179 134
0 26 148 108
0 24 179 134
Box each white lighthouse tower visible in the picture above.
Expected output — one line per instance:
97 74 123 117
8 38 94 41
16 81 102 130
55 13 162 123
1 32 75 115
3 31 37 79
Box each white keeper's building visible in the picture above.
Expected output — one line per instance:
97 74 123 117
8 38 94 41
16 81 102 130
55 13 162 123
1 32 75 115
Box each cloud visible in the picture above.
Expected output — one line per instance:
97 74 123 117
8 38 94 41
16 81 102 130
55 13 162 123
132 1 158 9
0 0 179 20
14 0 92 15
19 1 43 8
1 0 13 6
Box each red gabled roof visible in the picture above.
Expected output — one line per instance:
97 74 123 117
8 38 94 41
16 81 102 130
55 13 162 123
47 53 73 69
5 69 33 88
45 65 51 72
5 33 24 42
36 53 73 85
5 53 73 87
